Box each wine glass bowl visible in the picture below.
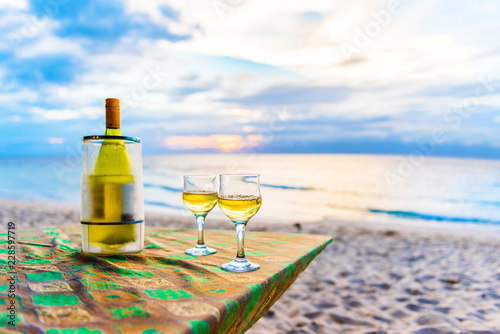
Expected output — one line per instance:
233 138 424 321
182 191 218 215
218 174 261 272
183 175 218 256
218 196 262 223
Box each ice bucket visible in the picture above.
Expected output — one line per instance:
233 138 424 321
81 135 144 254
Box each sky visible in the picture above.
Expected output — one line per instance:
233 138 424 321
0 0 499 157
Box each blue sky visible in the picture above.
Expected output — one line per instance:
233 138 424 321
0 0 499 157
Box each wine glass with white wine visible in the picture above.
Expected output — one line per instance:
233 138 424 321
182 175 218 256
218 174 262 272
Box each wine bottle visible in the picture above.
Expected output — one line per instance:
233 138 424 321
87 98 137 249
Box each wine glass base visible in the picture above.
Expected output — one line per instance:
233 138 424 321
185 245 217 256
221 258 260 272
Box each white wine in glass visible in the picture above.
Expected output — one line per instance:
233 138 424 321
183 176 218 256
218 174 262 272
218 196 262 222
183 192 218 215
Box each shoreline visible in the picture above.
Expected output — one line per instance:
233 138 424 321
3 197 500 241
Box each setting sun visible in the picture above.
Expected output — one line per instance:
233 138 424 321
164 134 262 152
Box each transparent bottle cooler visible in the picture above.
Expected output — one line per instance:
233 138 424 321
81 135 144 254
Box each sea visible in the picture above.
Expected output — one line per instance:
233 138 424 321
1 154 500 229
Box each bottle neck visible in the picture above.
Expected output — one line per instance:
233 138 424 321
105 127 121 136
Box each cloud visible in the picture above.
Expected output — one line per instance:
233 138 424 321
0 0 28 10
47 137 64 144
29 106 101 120
223 85 351 105
1 0 500 157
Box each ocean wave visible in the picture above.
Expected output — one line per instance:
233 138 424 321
446 198 500 207
260 183 314 190
145 201 184 210
368 209 500 225
144 183 183 193
145 181 314 192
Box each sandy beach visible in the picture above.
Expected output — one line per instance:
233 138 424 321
2 199 500 333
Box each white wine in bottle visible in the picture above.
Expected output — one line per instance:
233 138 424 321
81 98 144 254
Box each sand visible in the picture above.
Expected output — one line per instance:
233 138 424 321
1 199 500 333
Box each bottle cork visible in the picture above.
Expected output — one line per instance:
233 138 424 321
105 98 120 129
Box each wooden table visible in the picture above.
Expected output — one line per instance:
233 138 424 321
1 226 332 333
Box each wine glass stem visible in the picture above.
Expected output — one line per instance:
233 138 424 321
235 223 247 259
196 215 206 247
